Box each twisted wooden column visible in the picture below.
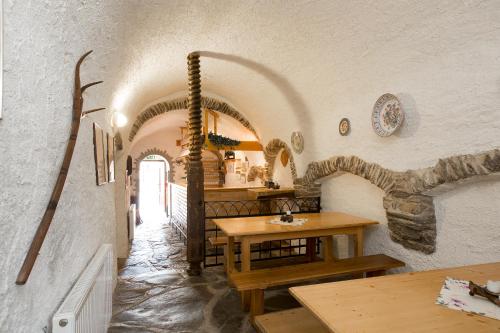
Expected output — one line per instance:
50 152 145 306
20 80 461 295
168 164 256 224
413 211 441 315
186 52 205 275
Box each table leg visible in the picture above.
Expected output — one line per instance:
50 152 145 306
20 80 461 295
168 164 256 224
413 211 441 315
354 228 364 257
241 238 252 311
227 236 235 274
306 238 316 262
351 228 365 279
241 238 251 272
323 236 334 262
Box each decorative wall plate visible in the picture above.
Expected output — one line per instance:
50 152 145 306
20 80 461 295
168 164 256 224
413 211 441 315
339 118 350 136
372 93 404 137
291 131 304 154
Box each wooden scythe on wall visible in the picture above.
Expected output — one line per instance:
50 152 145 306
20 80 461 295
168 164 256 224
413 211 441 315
16 51 105 285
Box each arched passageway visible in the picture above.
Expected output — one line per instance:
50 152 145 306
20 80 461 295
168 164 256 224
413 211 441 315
138 154 170 224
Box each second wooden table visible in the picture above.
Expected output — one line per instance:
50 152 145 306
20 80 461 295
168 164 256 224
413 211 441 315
213 211 379 273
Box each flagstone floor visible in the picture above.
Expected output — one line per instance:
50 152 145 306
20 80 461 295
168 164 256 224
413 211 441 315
108 213 300 333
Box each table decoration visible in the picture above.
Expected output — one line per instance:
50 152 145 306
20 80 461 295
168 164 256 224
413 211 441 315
436 277 500 320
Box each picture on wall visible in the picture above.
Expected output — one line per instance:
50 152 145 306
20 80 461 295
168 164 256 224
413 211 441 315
93 123 107 186
107 133 115 183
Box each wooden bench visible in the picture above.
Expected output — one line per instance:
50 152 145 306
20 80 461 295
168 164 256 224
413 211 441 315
208 236 240 247
254 307 328 333
209 237 312 272
208 236 240 271
230 254 405 318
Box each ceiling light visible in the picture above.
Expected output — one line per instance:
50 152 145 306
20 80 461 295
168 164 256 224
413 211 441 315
113 113 128 128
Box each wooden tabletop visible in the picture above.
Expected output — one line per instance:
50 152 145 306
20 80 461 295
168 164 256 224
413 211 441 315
247 187 295 199
213 212 378 237
290 262 500 332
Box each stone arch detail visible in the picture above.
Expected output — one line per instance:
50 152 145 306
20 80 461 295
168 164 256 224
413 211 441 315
133 148 175 195
263 138 298 180
294 149 500 254
128 96 258 142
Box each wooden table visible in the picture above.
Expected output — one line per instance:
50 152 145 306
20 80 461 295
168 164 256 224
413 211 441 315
213 212 379 274
290 262 500 332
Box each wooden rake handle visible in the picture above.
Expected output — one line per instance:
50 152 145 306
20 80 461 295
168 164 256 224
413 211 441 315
16 51 104 285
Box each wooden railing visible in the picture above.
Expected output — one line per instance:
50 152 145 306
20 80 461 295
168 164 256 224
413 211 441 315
169 183 187 243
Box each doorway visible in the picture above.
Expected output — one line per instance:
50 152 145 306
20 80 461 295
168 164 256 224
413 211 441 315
139 155 170 224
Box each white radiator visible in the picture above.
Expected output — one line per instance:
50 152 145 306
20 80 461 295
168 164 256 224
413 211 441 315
52 244 113 333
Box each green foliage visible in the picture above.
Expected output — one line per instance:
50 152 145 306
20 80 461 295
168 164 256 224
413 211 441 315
207 132 241 148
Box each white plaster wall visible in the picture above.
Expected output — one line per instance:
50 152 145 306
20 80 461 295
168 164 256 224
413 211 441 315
0 1 128 332
309 1 500 271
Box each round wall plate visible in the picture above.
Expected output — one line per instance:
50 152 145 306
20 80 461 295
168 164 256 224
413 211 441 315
372 93 404 137
290 131 304 154
339 118 350 136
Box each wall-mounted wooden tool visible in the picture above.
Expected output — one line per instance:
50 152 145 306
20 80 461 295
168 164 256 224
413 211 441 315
16 51 105 285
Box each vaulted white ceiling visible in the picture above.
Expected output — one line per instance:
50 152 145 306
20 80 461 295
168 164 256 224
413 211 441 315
105 0 500 175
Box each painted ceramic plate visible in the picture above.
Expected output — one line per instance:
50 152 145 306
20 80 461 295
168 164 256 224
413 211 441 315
339 118 350 136
372 93 404 137
291 131 304 154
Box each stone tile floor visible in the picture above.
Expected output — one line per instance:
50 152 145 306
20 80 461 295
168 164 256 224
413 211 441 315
108 215 300 333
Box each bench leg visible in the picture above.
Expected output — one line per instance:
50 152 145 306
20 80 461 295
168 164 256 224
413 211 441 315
241 291 252 311
227 237 235 274
222 245 227 273
250 289 265 319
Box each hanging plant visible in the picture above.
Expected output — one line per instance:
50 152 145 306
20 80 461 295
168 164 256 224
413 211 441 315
207 132 241 148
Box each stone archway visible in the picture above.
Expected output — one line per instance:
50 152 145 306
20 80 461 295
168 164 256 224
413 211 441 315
261 136 500 254
263 138 298 180
293 149 500 254
133 148 175 194
128 96 259 142
133 148 176 221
